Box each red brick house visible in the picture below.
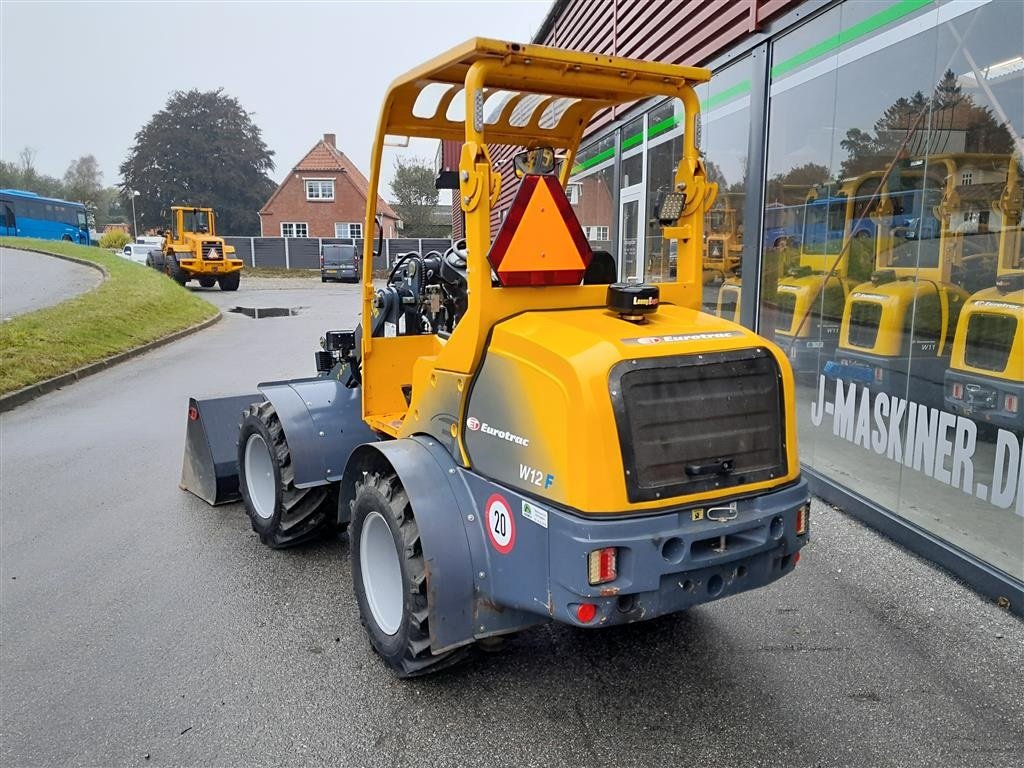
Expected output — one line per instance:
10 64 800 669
259 133 399 238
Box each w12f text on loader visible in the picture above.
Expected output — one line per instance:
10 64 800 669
181 38 810 677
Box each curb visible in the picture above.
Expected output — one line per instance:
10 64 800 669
0 311 222 414
2 244 111 281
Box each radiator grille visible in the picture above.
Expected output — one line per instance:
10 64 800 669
610 349 787 502
964 312 1017 372
848 301 882 349
203 241 223 259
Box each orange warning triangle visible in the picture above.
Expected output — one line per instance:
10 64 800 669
488 174 592 286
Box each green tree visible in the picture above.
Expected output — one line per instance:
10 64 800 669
0 147 66 198
388 157 441 237
119 89 276 236
839 72 1013 178
63 155 103 207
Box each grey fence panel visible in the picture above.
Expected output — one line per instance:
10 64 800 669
287 238 321 269
222 237 456 271
388 238 421 255
224 237 253 266
421 238 453 254
253 237 286 268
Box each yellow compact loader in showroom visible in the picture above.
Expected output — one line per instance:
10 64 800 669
181 39 809 676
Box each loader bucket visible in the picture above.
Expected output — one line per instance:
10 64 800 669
181 393 263 505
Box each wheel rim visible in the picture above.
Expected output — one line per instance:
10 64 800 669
244 433 276 520
360 510 403 635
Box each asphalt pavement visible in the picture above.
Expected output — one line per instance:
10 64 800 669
1 276 1022 768
0 246 102 319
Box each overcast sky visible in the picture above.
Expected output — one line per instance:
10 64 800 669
0 0 551 199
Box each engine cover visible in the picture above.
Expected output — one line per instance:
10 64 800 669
462 304 800 514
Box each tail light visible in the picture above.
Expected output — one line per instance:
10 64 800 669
1006 394 1019 414
587 547 617 585
319 254 324 268
874 367 884 383
796 504 808 535
952 382 964 400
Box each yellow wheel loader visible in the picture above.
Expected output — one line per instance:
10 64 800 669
824 153 1010 408
773 171 900 374
703 193 744 284
945 153 1024 433
181 39 809 677
150 206 243 290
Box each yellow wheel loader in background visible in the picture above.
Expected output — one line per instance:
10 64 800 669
181 39 809 677
945 153 1024 433
148 206 243 290
824 153 1010 407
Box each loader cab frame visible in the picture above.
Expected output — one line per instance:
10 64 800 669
357 39 717 448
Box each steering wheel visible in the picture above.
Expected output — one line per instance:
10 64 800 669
447 238 468 268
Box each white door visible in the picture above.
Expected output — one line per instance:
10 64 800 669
618 186 645 281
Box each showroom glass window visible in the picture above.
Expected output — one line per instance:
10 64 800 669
760 0 1023 580
569 134 617 272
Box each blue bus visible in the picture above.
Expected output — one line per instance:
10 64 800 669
0 189 92 245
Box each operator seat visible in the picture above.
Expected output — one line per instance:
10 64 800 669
583 250 617 284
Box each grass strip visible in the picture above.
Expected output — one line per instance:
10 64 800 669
0 238 218 395
246 266 320 279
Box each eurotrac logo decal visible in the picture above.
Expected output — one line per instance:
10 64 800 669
466 416 530 447
622 331 743 345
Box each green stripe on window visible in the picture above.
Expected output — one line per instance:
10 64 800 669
770 0 933 79
571 0 932 177
702 79 752 111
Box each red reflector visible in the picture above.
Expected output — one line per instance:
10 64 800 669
487 173 592 287
1006 394 1019 414
188 406 199 421
952 383 964 400
794 551 801 565
874 366 884 383
576 603 597 623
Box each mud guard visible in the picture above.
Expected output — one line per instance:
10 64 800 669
258 376 378 488
343 437 479 654
181 393 263 505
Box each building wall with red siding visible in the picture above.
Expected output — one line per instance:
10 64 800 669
451 0 801 238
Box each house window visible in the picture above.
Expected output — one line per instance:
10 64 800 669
305 179 335 200
334 222 362 238
584 225 609 241
281 222 308 238
566 183 582 204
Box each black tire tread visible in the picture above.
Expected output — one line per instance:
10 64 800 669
352 471 467 677
240 401 330 548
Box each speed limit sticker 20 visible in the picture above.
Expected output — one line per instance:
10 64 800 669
485 494 516 554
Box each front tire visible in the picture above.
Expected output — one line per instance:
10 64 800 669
219 272 240 291
350 471 464 677
237 401 331 548
166 253 187 285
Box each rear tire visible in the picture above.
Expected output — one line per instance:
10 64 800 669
219 272 240 291
350 471 465 677
237 401 331 548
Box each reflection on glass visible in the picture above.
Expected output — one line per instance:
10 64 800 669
570 135 617 272
762 0 1023 580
